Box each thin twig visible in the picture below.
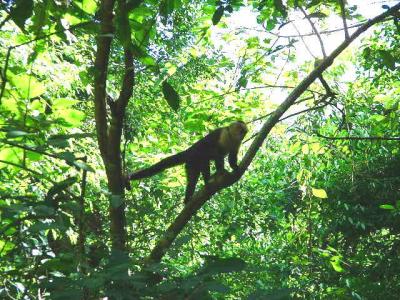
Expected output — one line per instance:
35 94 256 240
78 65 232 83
316 132 400 141
0 14 11 31
299 6 327 58
249 95 315 124
241 20 367 38
249 17 393 38
0 159 45 178
291 22 316 58
0 140 84 164
193 84 323 105
279 102 329 122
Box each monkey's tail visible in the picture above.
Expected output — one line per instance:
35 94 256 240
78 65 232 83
129 151 187 180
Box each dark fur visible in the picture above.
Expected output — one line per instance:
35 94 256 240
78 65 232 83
129 124 245 203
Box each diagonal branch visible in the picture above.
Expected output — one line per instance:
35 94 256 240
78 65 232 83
146 2 400 264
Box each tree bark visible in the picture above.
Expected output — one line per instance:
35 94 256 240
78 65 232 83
93 0 135 253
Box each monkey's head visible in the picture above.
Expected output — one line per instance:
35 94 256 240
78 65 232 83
228 121 248 142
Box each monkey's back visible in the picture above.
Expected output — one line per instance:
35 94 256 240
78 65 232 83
185 128 227 165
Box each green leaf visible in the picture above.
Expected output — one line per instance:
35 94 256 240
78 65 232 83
378 50 396 70
72 161 94 172
160 0 175 20
162 80 180 111
0 148 23 167
2 98 21 114
58 109 86 127
307 12 328 19
28 222 57 233
9 0 34 31
53 98 80 110
47 137 69 148
330 256 344 272
6 130 30 138
174 235 191 247
212 6 224 25
48 133 93 148
236 75 248 89
379 204 395 210
56 152 76 163
202 257 246 275
312 188 328 199
127 0 144 10
45 177 78 203
8 74 46 99
274 0 287 17
0 240 15 255
370 114 385 122
82 0 98 15
202 282 230 293
139 55 157 67
34 205 55 216
247 288 291 300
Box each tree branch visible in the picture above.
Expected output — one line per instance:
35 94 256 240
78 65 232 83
94 0 115 159
193 84 323 105
0 14 11 31
107 0 135 167
146 2 400 264
339 0 350 39
316 132 400 141
115 1 135 116
250 95 315 124
299 6 327 58
291 21 316 58
266 21 365 37
0 159 47 179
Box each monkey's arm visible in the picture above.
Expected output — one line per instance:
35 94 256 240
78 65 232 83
228 149 239 171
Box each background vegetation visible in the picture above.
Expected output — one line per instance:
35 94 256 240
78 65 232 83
0 0 399 299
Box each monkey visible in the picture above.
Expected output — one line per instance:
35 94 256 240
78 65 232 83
127 121 248 204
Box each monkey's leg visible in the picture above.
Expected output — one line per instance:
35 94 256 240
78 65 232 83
228 149 239 171
215 155 225 173
201 162 211 184
184 165 200 204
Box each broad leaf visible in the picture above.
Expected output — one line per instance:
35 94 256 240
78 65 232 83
9 0 34 31
72 160 94 172
378 50 396 70
312 188 328 199
201 257 246 275
162 80 180 111
82 0 98 15
379 204 395 210
212 6 224 25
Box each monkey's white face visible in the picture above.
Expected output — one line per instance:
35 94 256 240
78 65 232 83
229 121 248 142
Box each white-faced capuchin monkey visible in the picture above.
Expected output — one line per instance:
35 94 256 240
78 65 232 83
127 121 248 204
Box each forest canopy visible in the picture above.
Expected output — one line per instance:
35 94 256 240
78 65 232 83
0 0 400 299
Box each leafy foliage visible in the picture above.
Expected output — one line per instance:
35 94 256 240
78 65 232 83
0 0 399 299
